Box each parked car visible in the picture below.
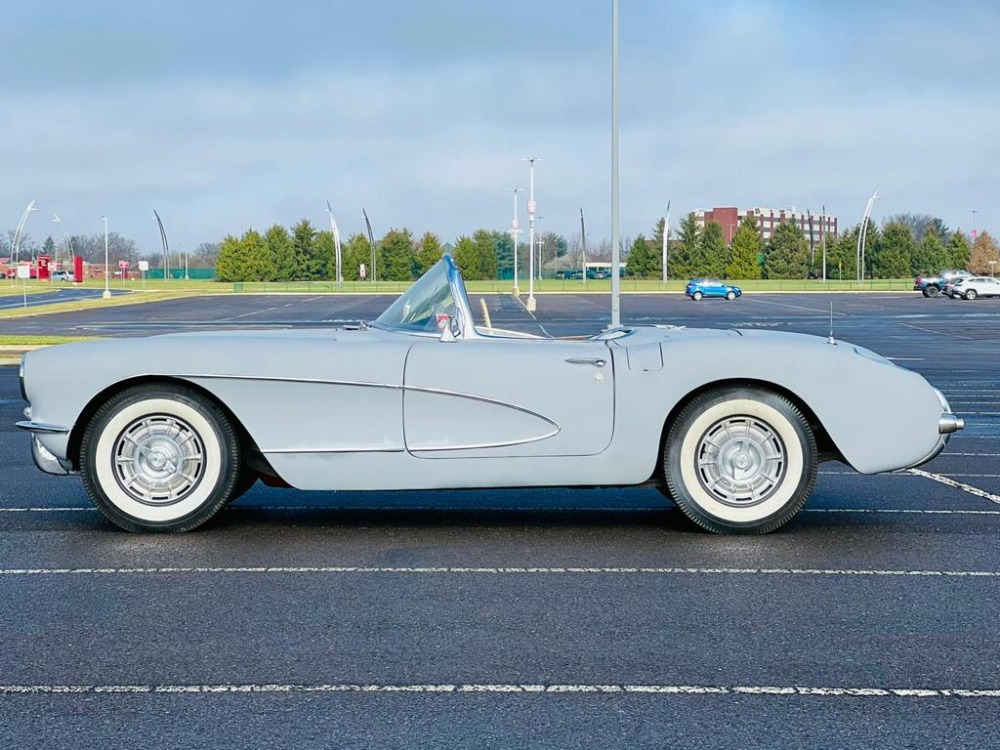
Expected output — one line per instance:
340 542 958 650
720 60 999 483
50 270 73 282
950 276 1000 300
913 269 971 297
685 279 742 301
17 254 962 535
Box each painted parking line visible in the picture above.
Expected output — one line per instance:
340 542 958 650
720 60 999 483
1 682 998 699
1 566 997 577
909 468 1000 505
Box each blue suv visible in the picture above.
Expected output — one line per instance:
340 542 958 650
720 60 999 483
685 279 742 301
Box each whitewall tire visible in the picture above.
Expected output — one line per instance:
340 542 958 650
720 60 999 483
663 387 817 534
80 384 241 532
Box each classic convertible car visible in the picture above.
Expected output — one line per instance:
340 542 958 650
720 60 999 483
17 254 963 535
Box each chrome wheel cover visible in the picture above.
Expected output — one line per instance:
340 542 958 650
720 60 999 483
696 416 786 507
113 415 205 506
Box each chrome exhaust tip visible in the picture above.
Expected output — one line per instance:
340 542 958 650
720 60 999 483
939 414 965 435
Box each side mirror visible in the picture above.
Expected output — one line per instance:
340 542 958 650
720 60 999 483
437 314 458 342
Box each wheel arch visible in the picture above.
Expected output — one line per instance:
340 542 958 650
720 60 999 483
654 377 842 483
67 375 270 475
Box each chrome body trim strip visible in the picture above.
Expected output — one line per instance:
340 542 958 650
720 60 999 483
408 428 561 452
262 447 406 454
15 421 70 435
29 436 73 475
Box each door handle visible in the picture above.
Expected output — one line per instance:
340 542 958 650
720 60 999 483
565 358 606 367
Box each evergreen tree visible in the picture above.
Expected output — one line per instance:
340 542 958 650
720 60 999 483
947 231 972 269
726 216 762 279
699 221 727 277
452 235 477 277
766 221 809 278
910 227 948 275
241 228 273 281
625 233 659 278
871 222 914 278
671 212 700 279
414 231 444 276
379 228 416 281
467 229 499 280
42 235 57 258
264 224 294 281
826 230 857 281
214 234 244 282
342 233 372 281
286 219 318 279
313 230 335 280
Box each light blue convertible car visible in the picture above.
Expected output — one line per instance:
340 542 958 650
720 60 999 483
17 255 962 535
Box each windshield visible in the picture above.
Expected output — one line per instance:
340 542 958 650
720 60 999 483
374 257 457 333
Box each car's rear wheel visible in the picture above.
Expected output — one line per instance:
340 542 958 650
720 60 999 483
80 384 241 533
725 291 737 300
965 289 977 300
926 286 939 297
692 291 703 301
662 386 817 534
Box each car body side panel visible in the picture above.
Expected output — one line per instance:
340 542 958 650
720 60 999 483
23 326 945 489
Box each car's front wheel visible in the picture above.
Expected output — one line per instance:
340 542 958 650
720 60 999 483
80 384 241 532
725 291 737 300
662 387 817 534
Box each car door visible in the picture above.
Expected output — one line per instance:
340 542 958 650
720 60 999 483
403 337 614 458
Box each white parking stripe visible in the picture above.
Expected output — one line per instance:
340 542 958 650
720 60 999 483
1 682 998 698
1 566 997 577
909 469 1000 505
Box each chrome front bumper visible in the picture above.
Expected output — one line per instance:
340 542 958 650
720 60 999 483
16 409 74 476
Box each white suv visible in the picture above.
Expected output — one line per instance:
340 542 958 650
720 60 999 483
952 276 1000 300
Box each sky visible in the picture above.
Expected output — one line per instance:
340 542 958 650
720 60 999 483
2 0 998 256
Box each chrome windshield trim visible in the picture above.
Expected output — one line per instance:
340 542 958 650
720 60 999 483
15 421 70 434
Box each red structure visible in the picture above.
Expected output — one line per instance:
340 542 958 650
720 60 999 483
73 255 84 284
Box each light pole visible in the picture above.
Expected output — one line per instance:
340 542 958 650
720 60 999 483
989 260 996 278
12 199 37 265
662 200 671 283
153 210 170 281
362 208 376 284
325 201 343 288
100 215 111 299
51 213 73 274
821 205 827 282
856 188 879 281
971 210 978 249
522 157 541 312
537 234 546 281
610 0 621 327
508 188 521 295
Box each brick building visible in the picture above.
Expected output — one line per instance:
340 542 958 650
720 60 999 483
695 207 838 246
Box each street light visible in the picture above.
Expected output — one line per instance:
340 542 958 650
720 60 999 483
856 188 879 281
507 188 521 295
325 201 343 288
12 199 37 265
51 213 73 275
522 156 542 312
100 215 111 299
662 200 671 283
610 0 621 327
971 210 978 246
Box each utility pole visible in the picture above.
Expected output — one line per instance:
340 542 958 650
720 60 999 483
580 208 587 285
522 157 541 312
508 188 521 295
610 0 621 327
821 205 827 282
662 200 671 283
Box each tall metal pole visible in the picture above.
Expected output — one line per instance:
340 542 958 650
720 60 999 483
362 208 376 284
100 215 111 299
580 208 587 285
856 188 878 281
821 205 827 282
326 202 343 287
662 199 671 283
12 199 36 264
51 213 73 272
523 157 539 312
610 0 621 327
508 188 521 295
153 210 170 281
971 209 978 248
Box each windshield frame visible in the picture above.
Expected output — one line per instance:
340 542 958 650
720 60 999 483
371 254 477 338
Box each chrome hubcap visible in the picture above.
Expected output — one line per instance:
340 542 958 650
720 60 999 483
696 416 786 507
113 416 205 505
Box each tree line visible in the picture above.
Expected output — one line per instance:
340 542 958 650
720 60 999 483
624 212 996 280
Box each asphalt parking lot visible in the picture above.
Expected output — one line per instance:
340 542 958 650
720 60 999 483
0 286 130 311
2 291 999 749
